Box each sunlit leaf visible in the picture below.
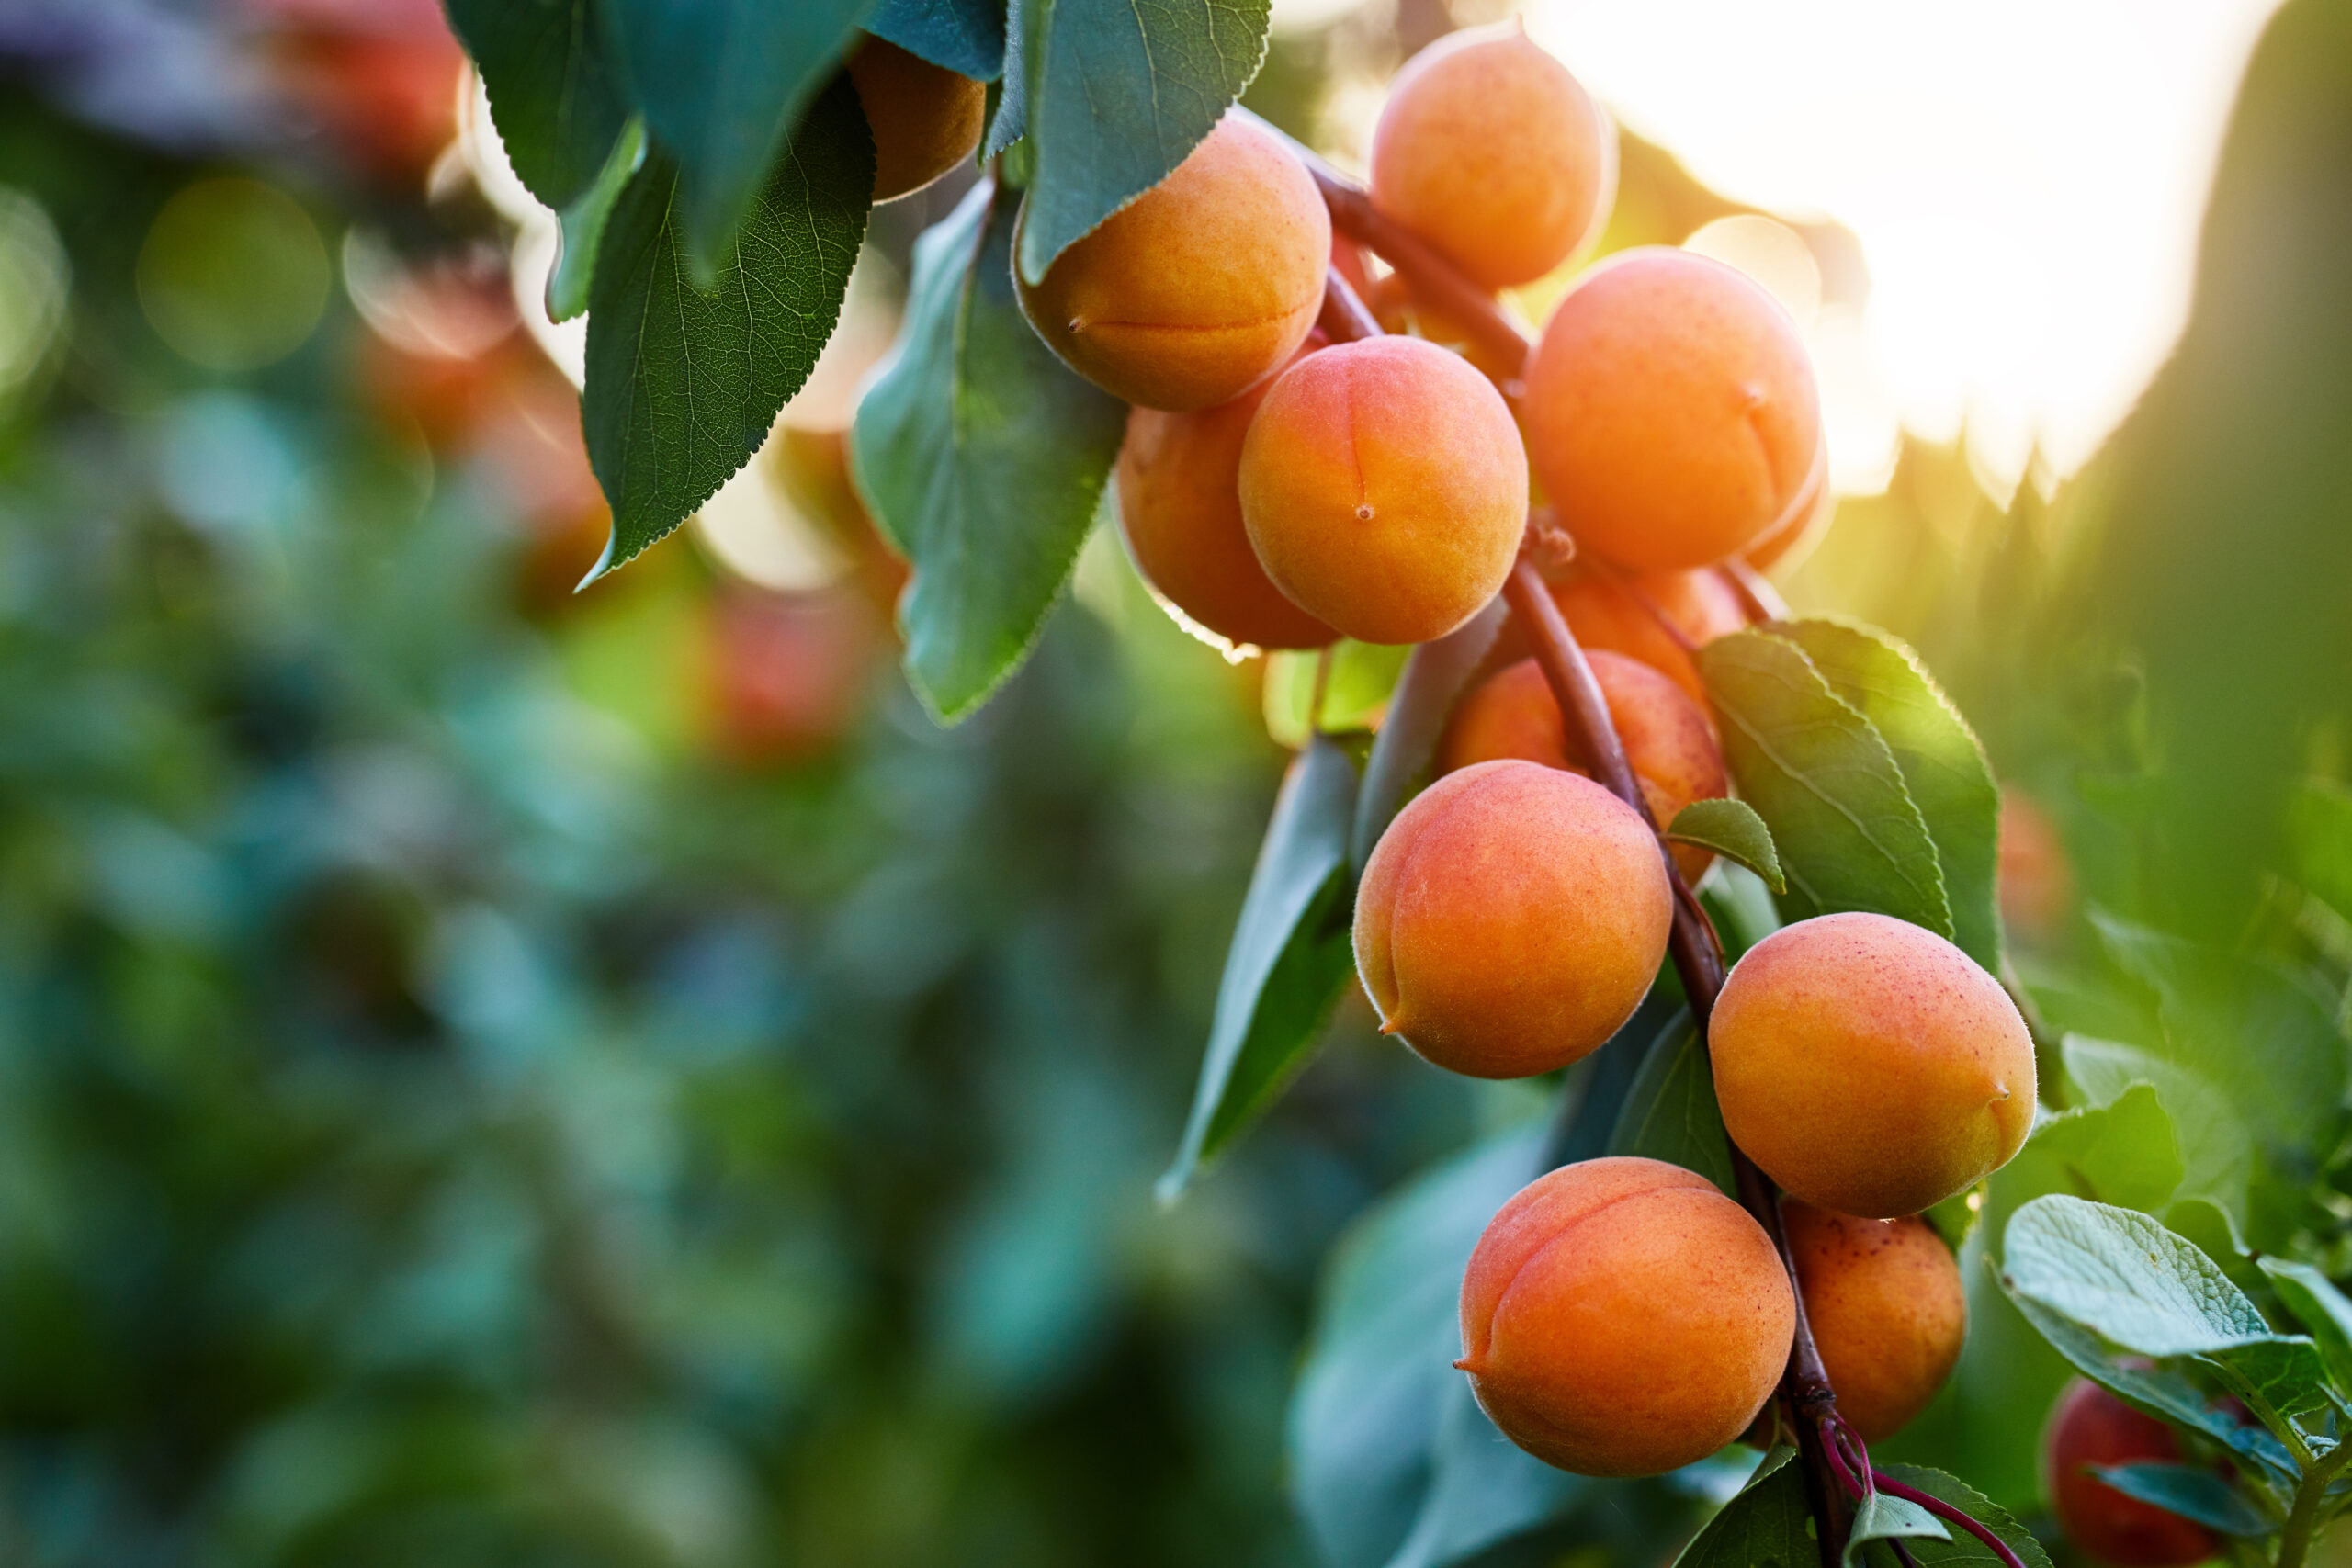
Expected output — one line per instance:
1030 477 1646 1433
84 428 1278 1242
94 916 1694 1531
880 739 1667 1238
1667 797 1784 893
2063 1036 2248 1237
850 180 1126 719
2257 1258 2352 1397
582 84 871 577
1159 735 1357 1201
2023 1081 2186 1214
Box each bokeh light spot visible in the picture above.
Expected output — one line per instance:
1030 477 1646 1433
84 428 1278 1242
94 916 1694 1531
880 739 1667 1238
137 177 330 371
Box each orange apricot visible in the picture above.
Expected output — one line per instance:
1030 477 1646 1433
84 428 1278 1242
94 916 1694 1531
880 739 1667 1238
1743 432 1833 575
1710 912 2037 1218
1550 563 1752 705
1354 761 1671 1078
1114 339 1338 650
1238 335 1528 645
1437 651 1726 882
1781 1200 1965 1442
1369 23 1615 290
1523 247 1822 571
1367 270 1532 386
844 36 988 202
1017 115 1329 412
1458 1156 1794 1476
1997 788 2075 944
2043 1380 2220 1567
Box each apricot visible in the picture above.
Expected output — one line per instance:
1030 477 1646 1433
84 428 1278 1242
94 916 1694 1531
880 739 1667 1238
1743 432 1833 575
844 36 988 203
1710 913 2037 1218
1781 1200 1965 1441
1115 340 1338 651
1523 247 1822 571
1239 335 1528 645
2043 1379 2219 1567
1550 563 1750 705
1437 651 1726 883
1458 1156 1794 1476
1997 788 2075 943
1017 115 1329 412
1369 23 1615 290
1367 270 1532 387
1354 761 1671 1078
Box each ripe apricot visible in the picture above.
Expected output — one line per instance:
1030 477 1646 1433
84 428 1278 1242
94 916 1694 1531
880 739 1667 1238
1369 23 1615 290
1459 1156 1794 1476
1710 913 2037 1218
1354 761 1670 1078
845 37 988 203
1437 651 1726 882
1114 340 1338 651
2043 1379 2219 1566
1017 115 1329 412
1239 335 1528 645
1781 1200 1965 1441
1743 432 1833 575
1550 563 1750 705
1523 247 1822 571
1367 270 1532 386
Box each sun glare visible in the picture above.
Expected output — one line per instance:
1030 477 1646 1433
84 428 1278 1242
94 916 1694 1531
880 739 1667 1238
1522 0 2283 495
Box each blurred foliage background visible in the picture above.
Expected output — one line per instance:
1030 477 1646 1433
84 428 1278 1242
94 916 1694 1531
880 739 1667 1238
0 0 2343 1564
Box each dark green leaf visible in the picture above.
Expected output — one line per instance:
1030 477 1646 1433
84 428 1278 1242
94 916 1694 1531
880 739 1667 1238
1776 618 2002 970
2001 1291 2300 1485
1700 628 1952 937
582 81 871 578
1606 1009 1735 1197
1289 1123 1546 1568
547 118 644 322
2001 1195 2328 1419
1878 1465 2053 1568
868 0 1007 79
1845 1489 1949 1567
446 0 632 209
1672 1447 1813 1568
1010 0 1272 285
1350 598 1507 874
598 0 870 268
982 0 1038 158
1667 797 1784 893
1548 986 1688 1169
2087 1464 2274 1535
1158 734 1357 1201
2023 1082 2186 1214
849 180 1127 719
2257 1258 2352 1396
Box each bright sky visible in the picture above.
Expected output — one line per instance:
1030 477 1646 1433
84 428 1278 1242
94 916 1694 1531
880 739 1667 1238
1512 0 2285 494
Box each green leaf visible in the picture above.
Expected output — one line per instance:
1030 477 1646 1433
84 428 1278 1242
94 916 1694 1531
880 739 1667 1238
1263 641 1410 750
1775 618 2003 970
2087 1463 2274 1535
850 180 1126 719
446 0 633 209
2287 779 2352 921
2258 1258 2352 1396
1158 734 1357 1201
1845 1490 1950 1567
1877 1464 2053 1568
2022 1082 2186 1214
868 0 1007 79
546 118 644 323
1667 798 1784 893
2001 1195 2329 1419
1010 0 1272 285
983 0 1038 158
2063 1036 2250 1238
1671 1447 1813 1568
1700 861 1783 962
1381 1379 1586 1568
2001 1291 2300 1485
599 0 870 268
1699 628 1952 938
582 81 871 578
1350 600 1507 874
1551 987 1689 1169
1606 1010 1736 1197
1289 1123 1547 1568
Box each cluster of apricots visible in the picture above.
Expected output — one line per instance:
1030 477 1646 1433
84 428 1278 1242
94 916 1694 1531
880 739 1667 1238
893 18 2044 1506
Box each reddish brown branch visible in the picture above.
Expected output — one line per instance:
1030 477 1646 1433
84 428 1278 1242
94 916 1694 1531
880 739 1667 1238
1318 265 1383 345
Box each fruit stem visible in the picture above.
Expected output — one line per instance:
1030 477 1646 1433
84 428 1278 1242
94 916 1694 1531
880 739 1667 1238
1503 556 1851 1566
1319 265 1384 344
2274 1433 2352 1568
1229 108 1533 378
